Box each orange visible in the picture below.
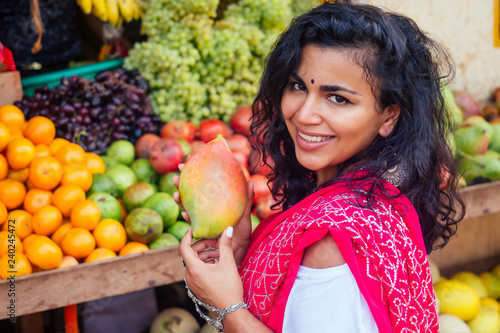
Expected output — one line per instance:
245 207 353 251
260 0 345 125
0 201 7 226
84 248 117 263
84 153 106 174
0 105 25 128
0 155 7 181
52 185 85 217
5 125 24 141
34 144 50 157
23 116 56 145
0 179 26 210
51 222 72 246
32 205 63 236
61 164 93 191
53 143 85 166
22 234 39 251
6 138 35 170
49 138 70 155
60 227 95 259
25 235 62 270
7 167 29 183
28 156 63 190
24 188 52 214
92 219 126 252
25 178 36 191
70 200 101 231
0 123 11 152
3 210 32 240
119 242 149 256
0 231 23 256
0 253 32 278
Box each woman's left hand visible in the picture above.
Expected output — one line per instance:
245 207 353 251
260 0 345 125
179 227 245 309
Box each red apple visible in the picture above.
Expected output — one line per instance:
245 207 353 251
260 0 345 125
232 150 249 170
190 140 205 154
227 134 251 158
199 119 228 143
135 133 161 159
230 106 252 137
250 174 271 205
255 193 279 220
160 120 197 142
149 138 184 174
249 149 274 178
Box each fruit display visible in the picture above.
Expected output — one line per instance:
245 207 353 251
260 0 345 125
124 0 317 123
450 86 500 186
431 259 500 333
76 0 143 27
14 69 163 155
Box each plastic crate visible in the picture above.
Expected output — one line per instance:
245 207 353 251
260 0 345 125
21 58 125 96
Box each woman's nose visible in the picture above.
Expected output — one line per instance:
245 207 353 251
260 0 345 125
296 95 322 125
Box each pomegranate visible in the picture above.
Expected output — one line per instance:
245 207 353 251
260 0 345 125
199 119 228 143
135 133 161 159
230 106 252 137
255 194 280 220
160 120 197 142
149 138 184 174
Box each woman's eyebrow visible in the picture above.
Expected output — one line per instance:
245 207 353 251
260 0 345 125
319 84 361 96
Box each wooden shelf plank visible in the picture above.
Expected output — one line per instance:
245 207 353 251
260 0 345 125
461 180 500 220
0 246 184 320
1 180 499 320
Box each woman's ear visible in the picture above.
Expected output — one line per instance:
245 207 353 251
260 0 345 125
378 104 401 137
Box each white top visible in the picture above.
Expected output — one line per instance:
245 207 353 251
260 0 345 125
282 264 379 333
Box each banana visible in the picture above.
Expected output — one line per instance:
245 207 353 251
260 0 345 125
77 0 93 14
117 0 134 22
132 1 142 21
106 0 120 26
92 0 108 21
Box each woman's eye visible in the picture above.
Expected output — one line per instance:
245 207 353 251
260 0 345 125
329 95 349 105
292 82 306 91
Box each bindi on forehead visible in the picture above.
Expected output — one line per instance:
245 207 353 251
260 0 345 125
311 79 314 84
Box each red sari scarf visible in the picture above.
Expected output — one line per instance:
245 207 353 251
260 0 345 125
239 177 438 332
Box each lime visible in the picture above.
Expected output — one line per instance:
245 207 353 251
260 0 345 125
158 172 179 195
88 192 122 222
124 208 163 244
106 140 135 166
131 158 158 183
251 214 260 232
101 155 119 170
106 164 137 197
142 192 179 229
167 221 191 242
87 173 118 197
122 182 157 213
435 279 480 321
149 233 179 249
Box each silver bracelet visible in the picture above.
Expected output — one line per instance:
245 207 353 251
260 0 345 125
184 278 249 332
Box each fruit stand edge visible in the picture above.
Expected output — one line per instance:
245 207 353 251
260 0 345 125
460 179 500 220
0 245 184 320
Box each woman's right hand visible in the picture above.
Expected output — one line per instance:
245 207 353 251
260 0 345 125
172 164 255 266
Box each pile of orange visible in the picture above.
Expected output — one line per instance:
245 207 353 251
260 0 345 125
0 105 145 280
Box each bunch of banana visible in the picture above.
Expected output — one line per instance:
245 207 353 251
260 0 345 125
76 0 142 26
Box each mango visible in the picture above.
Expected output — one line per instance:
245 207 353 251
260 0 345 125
179 136 248 239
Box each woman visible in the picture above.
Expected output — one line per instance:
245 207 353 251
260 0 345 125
176 2 464 332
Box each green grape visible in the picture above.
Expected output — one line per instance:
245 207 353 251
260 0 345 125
125 0 316 123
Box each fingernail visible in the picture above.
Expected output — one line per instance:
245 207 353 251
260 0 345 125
226 226 233 238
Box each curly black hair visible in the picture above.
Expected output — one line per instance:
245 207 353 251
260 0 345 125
251 1 465 253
